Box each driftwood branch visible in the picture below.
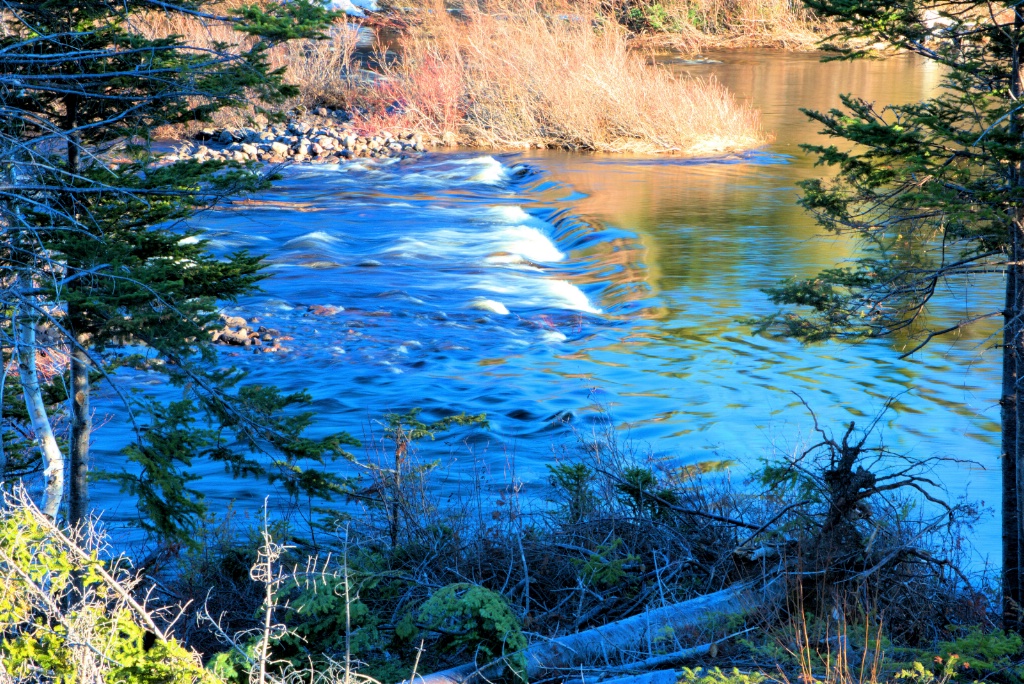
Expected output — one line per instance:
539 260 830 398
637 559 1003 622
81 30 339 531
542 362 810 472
409 582 775 684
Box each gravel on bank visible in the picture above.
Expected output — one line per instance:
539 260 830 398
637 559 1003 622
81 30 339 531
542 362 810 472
167 106 443 165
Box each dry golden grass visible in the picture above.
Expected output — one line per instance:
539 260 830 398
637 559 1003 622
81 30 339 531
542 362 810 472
357 0 767 154
134 0 767 154
269 25 363 109
630 0 830 51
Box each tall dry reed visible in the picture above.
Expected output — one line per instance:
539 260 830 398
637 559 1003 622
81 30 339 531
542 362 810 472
135 0 766 154
626 0 828 50
361 0 767 154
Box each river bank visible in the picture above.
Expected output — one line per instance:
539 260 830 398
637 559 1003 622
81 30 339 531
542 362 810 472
149 0 769 157
171 110 432 166
1 417 1003 684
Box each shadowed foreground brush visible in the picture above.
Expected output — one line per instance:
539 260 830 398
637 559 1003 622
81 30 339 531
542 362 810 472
0 488 382 684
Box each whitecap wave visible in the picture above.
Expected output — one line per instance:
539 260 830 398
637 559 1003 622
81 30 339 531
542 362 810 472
469 298 510 315
385 208 564 264
284 231 340 247
471 276 600 314
460 156 508 185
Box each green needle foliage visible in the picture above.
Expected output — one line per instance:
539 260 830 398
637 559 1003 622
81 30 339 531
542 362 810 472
0 0 361 542
752 0 1024 626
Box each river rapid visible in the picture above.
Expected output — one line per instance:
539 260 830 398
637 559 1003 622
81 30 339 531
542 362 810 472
92 50 1001 564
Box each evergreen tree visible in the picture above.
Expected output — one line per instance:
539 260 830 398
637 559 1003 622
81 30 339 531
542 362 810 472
755 1 1024 625
0 0 357 541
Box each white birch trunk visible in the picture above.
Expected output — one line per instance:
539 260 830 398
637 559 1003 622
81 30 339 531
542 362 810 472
16 312 64 518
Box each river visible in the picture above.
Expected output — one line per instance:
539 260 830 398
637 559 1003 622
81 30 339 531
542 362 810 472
91 50 1000 565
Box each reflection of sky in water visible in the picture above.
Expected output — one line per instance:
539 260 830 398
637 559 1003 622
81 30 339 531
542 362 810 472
90 51 999 564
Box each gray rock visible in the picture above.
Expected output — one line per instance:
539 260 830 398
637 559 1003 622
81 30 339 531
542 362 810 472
218 129 234 144
241 143 258 156
220 329 250 345
270 141 290 156
221 315 247 328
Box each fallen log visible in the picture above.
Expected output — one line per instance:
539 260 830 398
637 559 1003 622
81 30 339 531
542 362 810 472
585 669 683 684
409 581 772 684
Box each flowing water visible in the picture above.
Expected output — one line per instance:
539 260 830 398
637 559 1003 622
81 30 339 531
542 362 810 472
93 50 1001 563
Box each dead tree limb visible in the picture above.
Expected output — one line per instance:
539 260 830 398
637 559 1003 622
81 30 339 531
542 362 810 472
409 582 773 684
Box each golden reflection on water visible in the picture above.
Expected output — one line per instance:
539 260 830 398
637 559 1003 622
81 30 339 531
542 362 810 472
527 50 997 346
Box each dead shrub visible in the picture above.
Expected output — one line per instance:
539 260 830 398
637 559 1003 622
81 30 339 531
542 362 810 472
268 24 364 110
134 3 361 132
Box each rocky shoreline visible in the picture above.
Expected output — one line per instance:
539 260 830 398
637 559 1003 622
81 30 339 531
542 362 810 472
168 107 442 165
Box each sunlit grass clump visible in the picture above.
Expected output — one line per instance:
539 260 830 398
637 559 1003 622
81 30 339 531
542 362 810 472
360 0 767 154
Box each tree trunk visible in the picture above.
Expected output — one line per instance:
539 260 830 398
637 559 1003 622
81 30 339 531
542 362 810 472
63 93 90 528
1011 5 1024 631
69 342 90 527
64 93 79 177
0 349 8 481
16 310 64 518
1003 262 1020 628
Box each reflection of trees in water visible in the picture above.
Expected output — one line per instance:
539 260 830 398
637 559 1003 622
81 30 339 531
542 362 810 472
666 50 946 155
531 52 988 353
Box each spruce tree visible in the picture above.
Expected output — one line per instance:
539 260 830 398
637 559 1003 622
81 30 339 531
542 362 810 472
755 1 1024 625
0 0 357 541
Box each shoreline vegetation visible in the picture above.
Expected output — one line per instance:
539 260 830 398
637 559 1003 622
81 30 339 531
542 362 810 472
142 0 785 157
10 1 1024 684
0 414 1006 684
